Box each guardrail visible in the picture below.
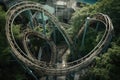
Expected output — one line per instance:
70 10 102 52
6 1 114 76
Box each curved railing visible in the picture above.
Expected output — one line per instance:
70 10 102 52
6 1 114 76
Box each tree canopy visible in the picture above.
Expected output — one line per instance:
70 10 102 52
0 0 120 80
71 0 120 80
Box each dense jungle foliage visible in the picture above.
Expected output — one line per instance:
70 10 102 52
0 0 120 80
71 0 120 80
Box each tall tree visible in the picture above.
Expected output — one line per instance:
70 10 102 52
71 0 120 80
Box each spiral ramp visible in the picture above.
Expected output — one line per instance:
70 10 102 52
5 1 114 79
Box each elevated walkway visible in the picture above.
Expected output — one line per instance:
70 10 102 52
5 1 114 80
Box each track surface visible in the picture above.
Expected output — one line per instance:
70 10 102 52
6 1 114 76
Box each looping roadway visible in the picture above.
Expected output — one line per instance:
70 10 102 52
6 1 114 76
